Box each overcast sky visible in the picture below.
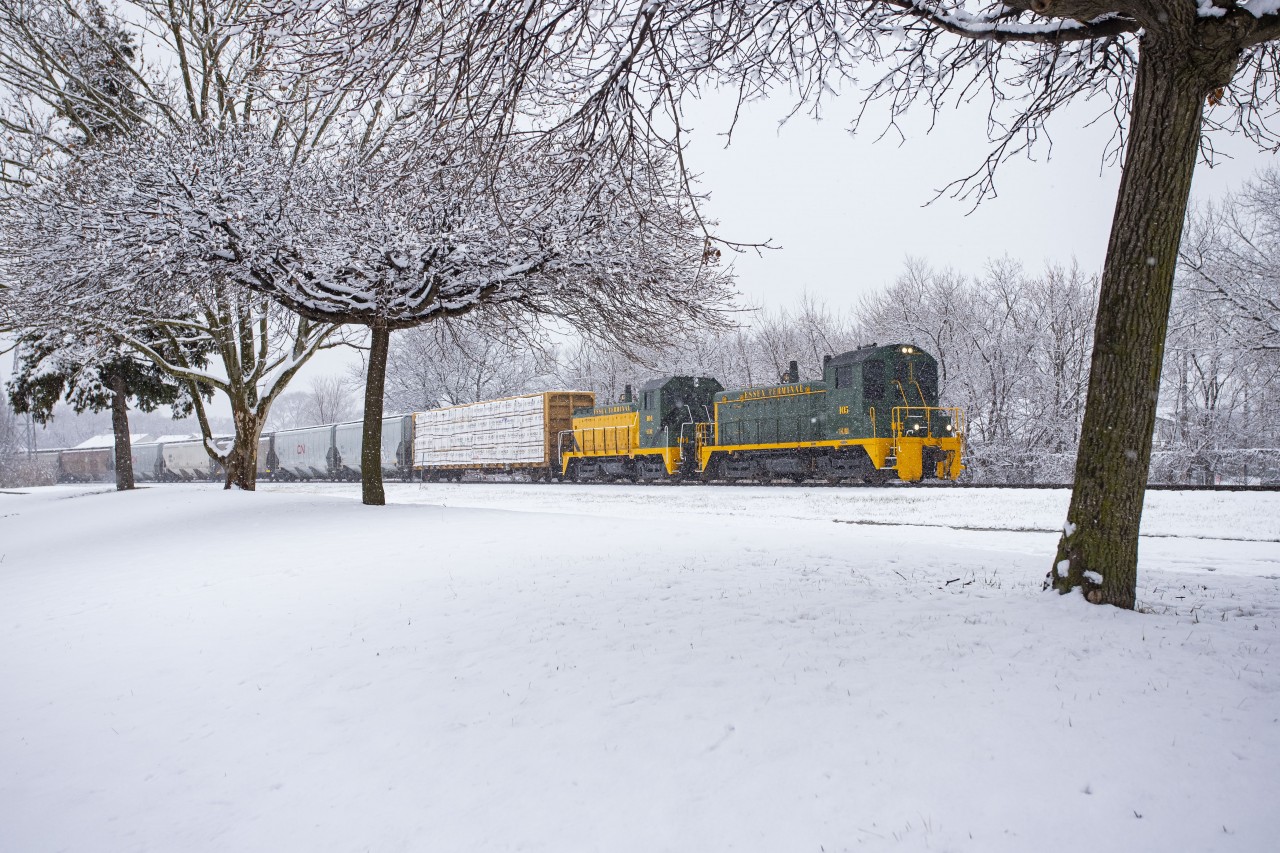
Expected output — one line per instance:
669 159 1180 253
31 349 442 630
684 89 1276 310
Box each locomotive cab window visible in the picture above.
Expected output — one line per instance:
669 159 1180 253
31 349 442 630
834 364 853 389
918 362 938 402
643 391 654 409
895 360 910 390
863 361 886 398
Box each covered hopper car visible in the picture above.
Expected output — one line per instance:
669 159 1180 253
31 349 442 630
269 416 413 481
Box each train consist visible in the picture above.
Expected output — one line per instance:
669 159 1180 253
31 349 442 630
30 343 964 486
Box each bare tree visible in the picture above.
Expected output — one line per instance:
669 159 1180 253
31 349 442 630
1180 167 1280 351
265 391 317 432
1022 264 1097 460
0 2 353 489
307 375 356 425
0 129 345 489
266 374 356 428
555 337 647 404
856 258 968 400
1172 169 1280 483
105 122 733 505
383 320 557 412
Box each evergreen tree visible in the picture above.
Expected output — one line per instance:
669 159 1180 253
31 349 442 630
7 330 203 489
7 1 155 489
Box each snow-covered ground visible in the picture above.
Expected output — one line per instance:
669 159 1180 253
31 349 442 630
2 482 1277 852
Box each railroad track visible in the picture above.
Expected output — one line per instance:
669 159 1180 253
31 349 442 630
411 477 1280 492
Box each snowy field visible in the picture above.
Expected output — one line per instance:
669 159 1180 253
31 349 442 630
2 482 1277 853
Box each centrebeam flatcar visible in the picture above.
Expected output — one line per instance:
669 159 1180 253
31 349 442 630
414 391 595 482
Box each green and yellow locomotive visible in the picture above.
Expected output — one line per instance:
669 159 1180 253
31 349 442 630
559 376 724 480
559 343 964 483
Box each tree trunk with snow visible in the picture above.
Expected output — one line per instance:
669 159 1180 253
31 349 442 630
223 407 267 491
1050 30 1239 609
361 320 391 507
109 370 135 492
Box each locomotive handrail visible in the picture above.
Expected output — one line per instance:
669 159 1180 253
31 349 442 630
556 429 574 463
891 405 965 440
911 379 928 408
894 381 910 407
692 422 715 472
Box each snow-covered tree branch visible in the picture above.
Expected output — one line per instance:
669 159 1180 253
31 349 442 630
1179 167 1280 352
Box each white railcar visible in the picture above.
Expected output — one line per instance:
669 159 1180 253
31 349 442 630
271 425 335 480
332 415 413 480
160 439 216 481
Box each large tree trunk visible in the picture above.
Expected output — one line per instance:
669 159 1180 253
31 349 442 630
361 320 391 506
109 371 135 492
224 408 265 491
1050 33 1236 608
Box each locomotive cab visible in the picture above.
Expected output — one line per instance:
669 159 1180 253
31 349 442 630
823 344 950 440
636 376 723 449
562 376 723 479
823 344 961 479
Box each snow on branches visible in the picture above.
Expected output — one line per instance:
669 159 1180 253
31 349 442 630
0 127 342 488
1179 167 1280 352
11 122 733 346
268 1 1280 203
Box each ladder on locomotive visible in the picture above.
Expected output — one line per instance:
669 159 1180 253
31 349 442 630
692 421 715 471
